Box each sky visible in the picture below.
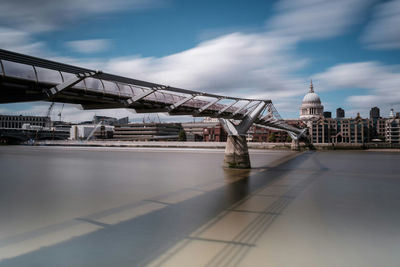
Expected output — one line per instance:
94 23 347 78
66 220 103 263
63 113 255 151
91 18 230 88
0 0 400 122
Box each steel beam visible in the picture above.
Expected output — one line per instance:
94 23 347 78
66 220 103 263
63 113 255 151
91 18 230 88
127 87 162 104
196 98 221 114
218 100 239 115
230 101 252 117
220 102 267 136
240 101 262 118
45 71 97 98
167 95 195 112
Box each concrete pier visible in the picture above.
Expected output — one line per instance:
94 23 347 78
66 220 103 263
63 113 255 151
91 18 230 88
291 139 300 150
223 135 251 168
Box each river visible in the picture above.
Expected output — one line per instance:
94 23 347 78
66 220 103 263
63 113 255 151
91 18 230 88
0 146 399 266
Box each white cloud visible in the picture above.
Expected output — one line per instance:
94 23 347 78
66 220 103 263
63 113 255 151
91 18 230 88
66 39 112 54
361 0 400 49
314 61 400 115
105 33 307 99
0 27 47 55
0 0 164 33
267 0 374 41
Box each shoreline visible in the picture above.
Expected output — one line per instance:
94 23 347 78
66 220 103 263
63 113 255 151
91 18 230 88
23 140 400 152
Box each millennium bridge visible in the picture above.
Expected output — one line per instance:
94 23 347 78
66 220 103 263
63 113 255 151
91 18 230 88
0 49 306 168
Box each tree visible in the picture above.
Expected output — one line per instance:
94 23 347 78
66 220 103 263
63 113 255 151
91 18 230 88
268 133 276 142
178 129 186 141
286 135 292 143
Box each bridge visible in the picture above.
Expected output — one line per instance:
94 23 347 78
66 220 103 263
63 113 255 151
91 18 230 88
0 49 306 168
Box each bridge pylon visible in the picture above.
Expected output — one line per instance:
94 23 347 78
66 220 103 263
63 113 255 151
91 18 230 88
219 101 266 169
288 128 308 151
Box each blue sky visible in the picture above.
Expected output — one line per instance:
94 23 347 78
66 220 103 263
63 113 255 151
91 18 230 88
0 0 400 122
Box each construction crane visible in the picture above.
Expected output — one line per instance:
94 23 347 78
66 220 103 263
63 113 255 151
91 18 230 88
30 102 54 144
46 102 55 120
57 104 64 122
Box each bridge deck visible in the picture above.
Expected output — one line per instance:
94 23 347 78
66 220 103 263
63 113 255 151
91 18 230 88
0 49 301 135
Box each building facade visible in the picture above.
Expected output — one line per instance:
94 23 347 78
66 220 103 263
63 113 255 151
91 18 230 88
203 124 227 142
113 123 181 141
246 120 306 143
385 113 400 143
309 115 373 144
0 114 50 129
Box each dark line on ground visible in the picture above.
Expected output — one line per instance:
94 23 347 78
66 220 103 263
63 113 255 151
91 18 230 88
75 218 110 228
186 237 255 247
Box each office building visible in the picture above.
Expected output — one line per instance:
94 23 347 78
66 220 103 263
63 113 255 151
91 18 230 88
323 111 332 118
336 108 345 119
370 107 380 119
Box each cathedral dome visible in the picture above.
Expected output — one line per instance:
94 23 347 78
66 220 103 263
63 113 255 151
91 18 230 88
302 92 321 103
299 80 324 120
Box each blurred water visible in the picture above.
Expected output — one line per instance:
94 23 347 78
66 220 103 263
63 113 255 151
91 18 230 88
1 147 400 267
0 146 290 240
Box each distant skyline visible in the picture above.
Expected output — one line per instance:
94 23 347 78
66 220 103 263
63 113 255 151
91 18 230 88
1 0 400 122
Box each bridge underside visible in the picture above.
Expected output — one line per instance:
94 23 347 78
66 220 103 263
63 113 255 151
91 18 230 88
0 49 306 168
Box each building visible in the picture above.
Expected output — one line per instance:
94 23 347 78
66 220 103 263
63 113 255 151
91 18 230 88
389 108 395 118
247 126 288 142
0 114 50 129
299 80 324 120
203 124 227 142
309 113 374 144
247 120 305 143
385 111 400 143
113 123 182 141
323 111 332 118
182 121 227 142
93 115 129 126
370 107 380 119
336 108 345 119
70 124 114 140
372 118 386 140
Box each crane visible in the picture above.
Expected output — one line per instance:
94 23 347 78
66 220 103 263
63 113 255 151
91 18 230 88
57 104 64 122
30 102 54 144
46 102 55 120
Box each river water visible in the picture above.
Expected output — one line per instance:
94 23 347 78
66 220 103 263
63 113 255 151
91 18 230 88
0 146 399 266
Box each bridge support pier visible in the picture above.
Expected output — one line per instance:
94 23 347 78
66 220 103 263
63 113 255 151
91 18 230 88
291 138 299 150
224 135 251 168
220 101 267 169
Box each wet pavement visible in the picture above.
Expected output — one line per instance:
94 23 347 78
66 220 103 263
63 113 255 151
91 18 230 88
0 147 399 266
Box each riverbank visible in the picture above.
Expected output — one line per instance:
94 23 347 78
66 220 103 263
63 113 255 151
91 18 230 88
34 140 290 149
32 140 400 151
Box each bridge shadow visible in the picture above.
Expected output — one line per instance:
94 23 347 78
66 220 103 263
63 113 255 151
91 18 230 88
0 151 320 267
